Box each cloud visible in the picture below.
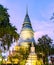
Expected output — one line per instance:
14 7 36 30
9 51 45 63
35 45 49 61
32 20 54 31
34 30 54 41
33 20 54 43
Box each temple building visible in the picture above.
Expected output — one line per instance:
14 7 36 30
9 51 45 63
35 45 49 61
4 9 43 65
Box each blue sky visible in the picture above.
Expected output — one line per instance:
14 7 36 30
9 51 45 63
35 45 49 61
0 0 54 43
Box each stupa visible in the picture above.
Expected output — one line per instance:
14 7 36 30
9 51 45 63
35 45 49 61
25 42 37 65
18 8 35 47
25 42 43 65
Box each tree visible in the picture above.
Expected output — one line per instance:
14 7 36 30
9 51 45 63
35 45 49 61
50 47 54 55
0 4 19 50
37 35 53 64
38 35 52 54
50 13 54 21
18 47 29 65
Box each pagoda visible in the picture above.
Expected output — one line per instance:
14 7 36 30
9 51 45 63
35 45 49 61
25 42 37 65
18 8 35 47
25 42 43 65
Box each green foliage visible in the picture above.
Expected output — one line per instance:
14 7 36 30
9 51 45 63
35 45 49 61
18 47 29 60
37 35 52 55
50 47 54 55
38 35 52 45
36 35 53 64
8 47 29 64
0 5 10 27
0 4 19 50
20 60 26 65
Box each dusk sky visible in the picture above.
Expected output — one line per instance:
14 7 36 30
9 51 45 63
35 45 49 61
0 0 54 43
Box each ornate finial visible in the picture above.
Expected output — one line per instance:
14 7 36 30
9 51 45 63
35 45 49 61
31 42 35 53
26 5 28 15
31 42 34 47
